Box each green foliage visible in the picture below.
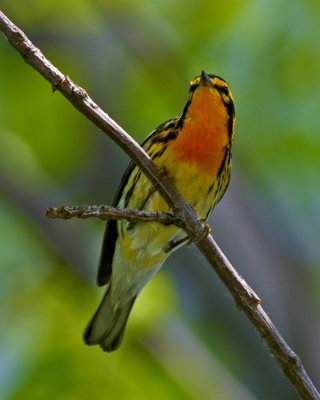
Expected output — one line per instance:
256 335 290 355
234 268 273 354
1 1 320 399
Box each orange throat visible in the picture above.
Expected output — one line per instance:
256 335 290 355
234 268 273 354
168 87 229 175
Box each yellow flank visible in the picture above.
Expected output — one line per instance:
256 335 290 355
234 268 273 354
83 70 236 352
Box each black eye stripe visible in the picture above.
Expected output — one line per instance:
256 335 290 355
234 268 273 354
218 86 229 95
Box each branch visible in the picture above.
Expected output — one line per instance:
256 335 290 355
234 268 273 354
46 205 176 225
0 11 318 400
0 10 203 238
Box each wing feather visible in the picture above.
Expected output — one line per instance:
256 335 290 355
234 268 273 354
96 117 180 286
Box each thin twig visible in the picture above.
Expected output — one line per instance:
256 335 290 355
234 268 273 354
46 205 177 225
0 10 319 400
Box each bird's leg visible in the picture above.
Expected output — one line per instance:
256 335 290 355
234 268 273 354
163 236 190 253
193 219 211 244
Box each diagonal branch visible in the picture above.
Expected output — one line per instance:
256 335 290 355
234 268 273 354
0 10 319 400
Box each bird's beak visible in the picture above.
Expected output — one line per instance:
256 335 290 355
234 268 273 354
199 70 213 87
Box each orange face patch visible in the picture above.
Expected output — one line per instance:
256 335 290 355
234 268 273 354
167 86 229 175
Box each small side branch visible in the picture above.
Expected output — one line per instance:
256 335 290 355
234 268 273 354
46 205 176 225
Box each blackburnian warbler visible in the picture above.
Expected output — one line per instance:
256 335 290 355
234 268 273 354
84 70 235 352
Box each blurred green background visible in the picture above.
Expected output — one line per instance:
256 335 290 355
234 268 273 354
1 1 320 399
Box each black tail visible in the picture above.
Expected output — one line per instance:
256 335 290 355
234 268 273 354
83 287 136 352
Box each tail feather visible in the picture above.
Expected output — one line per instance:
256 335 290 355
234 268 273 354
83 287 136 352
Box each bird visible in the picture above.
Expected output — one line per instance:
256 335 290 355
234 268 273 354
83 70 235 352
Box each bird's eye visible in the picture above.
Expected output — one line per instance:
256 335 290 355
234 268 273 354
220 86 229 96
